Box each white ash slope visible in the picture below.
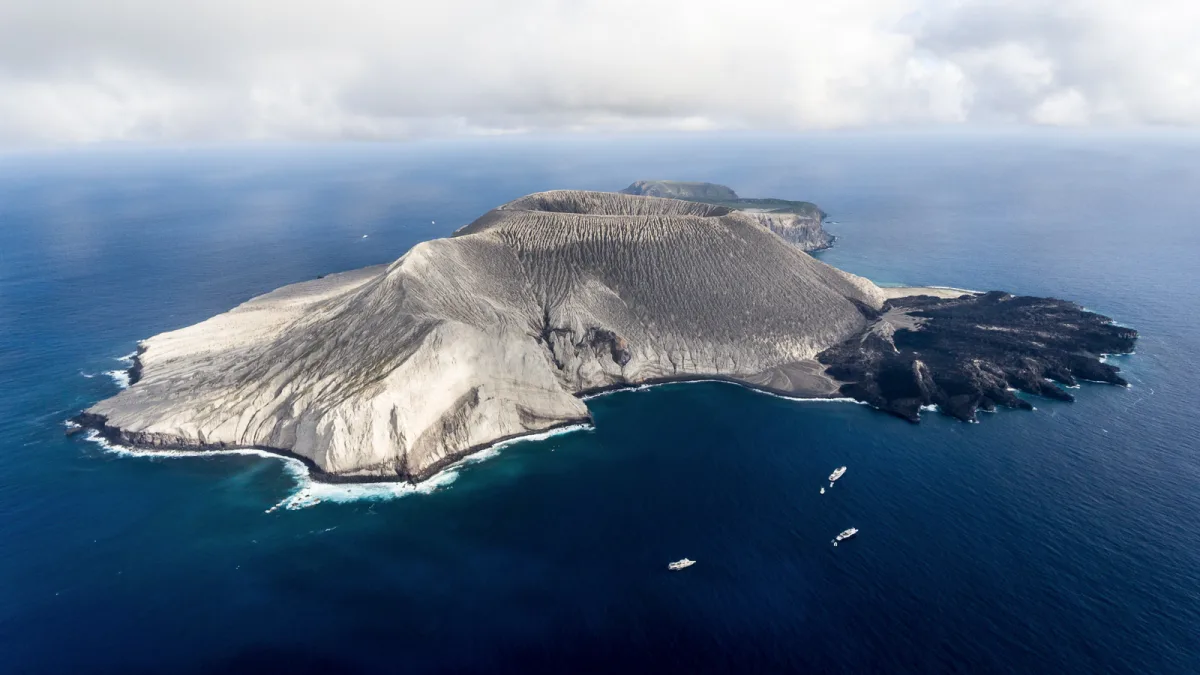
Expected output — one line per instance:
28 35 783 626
86 191 885 481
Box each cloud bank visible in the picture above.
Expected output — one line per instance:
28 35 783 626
0 0 1196 143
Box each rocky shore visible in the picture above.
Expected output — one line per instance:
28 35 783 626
75 189 1136 482
817 291 1137 422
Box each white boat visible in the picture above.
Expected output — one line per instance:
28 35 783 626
829 466 847 482
834 528 858 544
820 487 825 495
667 558 696 571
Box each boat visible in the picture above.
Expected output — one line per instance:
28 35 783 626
820 487 825 495
667 558 696 571
833 528 858 546
829 466 847 482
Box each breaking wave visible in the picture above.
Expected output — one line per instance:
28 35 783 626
75 422 593 513
104 370 131 389
488 423 592 450
268 466 458 513
78 428 456 512
582 379 867 406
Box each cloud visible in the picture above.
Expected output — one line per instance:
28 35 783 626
0 0 1195 143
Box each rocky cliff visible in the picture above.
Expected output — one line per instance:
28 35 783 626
619 181 832 251
619 180 739 201
81 191 882 481
78 190 1134 482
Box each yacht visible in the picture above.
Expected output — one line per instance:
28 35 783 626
667 558 696 571
829 466 847 482
833 528 858 546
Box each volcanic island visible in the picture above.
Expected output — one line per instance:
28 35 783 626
76 183 1137 482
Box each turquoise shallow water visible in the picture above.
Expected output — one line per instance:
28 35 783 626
1 134 1198 673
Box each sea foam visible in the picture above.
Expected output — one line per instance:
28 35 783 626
582 378 867 405
77 422 593 512
80 428 456 512
101 351 138 389
104 370 131 389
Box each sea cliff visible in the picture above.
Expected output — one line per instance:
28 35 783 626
77 190 1135 481
619 180 833 251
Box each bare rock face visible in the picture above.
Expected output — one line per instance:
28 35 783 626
619 181 832 251
740 210 833 251
79 190 1136 483
619 180 739 201
817 291 1138 422
82 191 884 481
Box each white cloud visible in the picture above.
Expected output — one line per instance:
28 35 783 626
1032 89 1090 127
0 0 1195 143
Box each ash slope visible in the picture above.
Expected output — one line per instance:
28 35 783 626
82 191 884 481
620 181 833 251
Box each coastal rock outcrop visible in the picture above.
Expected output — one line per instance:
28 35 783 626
78 190 1135 482
619 180 833 251
81 191 881 481
817 291 1138 422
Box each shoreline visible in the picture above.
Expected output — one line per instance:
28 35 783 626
71 409 594 486
578 373 855 404
76 282 1137 488
72 367 854 488
73 285 1135 489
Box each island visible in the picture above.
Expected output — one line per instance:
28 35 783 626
76 189 1136 482
620 180 833 251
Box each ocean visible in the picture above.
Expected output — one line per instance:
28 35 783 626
1 133 1197 673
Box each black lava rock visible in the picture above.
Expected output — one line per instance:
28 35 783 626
817 291 1137 422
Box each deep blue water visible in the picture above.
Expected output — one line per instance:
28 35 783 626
1 133 1198 674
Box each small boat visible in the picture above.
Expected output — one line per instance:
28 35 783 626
828 466 847 486
667 558 696 571
833 528 858 546
820 487 825 495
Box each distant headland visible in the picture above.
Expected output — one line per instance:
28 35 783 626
620 180 833 251
75 187 1136 482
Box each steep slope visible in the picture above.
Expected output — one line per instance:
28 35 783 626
619 180 739 201
619 181 832 250
82 191 884 481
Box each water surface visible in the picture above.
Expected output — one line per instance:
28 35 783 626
1 133 1197 673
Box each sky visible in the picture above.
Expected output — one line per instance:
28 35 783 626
0 0 1196 144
